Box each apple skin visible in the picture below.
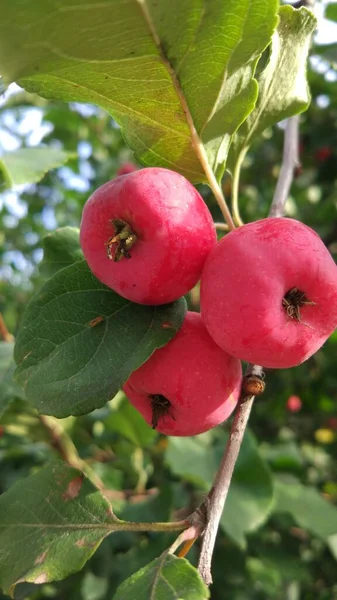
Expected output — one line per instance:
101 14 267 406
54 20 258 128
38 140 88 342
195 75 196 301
116 162 138 176
123 312 242 436
200 218 337 369
80 168 216 305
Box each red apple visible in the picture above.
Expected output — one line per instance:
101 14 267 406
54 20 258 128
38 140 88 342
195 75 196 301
123 312 242 436
201 218 337 368
80 168 216 305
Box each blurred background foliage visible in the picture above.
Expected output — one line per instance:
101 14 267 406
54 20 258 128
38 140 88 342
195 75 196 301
1 1 337 598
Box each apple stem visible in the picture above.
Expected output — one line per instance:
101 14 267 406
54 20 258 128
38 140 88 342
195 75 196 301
269 115 300 218
231 149 247 227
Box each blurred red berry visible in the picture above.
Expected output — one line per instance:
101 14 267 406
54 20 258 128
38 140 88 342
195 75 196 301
315 146 333 163
286 395 302 413
326 417 337 430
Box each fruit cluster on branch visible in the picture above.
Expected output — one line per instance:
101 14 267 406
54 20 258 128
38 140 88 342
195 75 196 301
80 167 337 436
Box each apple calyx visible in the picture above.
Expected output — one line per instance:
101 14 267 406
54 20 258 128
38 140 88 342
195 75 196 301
148 394 172 429
105 218 137 262
282 287 316 322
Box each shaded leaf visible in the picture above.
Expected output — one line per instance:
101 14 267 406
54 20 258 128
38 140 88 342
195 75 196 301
228 6 316 171
40 227 83 278
112 553 209 600
14 261 186 417
0 0 278 181
0 342 24 416
0 147 74 188
0 461 118 596
166 429 274 547
274 477 337 543
105 395 158 448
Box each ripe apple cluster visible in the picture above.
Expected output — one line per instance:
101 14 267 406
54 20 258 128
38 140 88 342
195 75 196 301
80 167 337 436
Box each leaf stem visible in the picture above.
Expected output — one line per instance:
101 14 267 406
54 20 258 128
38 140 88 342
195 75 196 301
214 222 229 232
39 415 106 490
269 115 300 217
231 150 246 226
113 518 189 533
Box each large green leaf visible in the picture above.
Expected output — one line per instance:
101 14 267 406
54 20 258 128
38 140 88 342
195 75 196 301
40 227 83 278
14 261 186 417
166 429 274 548
0 342 24 416
0 0 278 182
228 6 316 171
274 477 337 542
112 554 209 600
0 147 73 188
0 461 118 596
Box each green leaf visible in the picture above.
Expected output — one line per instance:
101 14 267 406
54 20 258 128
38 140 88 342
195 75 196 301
0 342 24 416
0 147 74 188
40 227 83 278
0 0 278 181
112 553 209 600
166 432 220 488
166 429 274 548
0 461 118 596
325 3 337 22
104 395 158 448
274 477 337 542
14 261 186 417
228 6 317 171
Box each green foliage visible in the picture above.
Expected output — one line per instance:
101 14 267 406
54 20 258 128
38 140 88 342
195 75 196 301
0 343 24 416
0 148 73 189
0 461 116 596
167 429 274 547
229 5 316 171
274 477 337 542
1 1 337 599
14 262 186 416
40 227 83 278
325 2 337 22
0 0 278 181
113 554 210 600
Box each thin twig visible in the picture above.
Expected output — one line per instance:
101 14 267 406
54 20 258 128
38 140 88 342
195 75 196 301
197 365 264 585
269 116 300 217
197 113 300 585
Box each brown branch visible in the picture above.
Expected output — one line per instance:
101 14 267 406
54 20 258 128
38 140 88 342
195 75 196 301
269 116 300 217
0 313 14 343
197 112 301 584
197 365 265 585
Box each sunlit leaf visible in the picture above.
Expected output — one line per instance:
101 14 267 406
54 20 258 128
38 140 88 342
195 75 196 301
0 0 278 181
112 553 209 600
0 147 74 188
0 461 118 596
